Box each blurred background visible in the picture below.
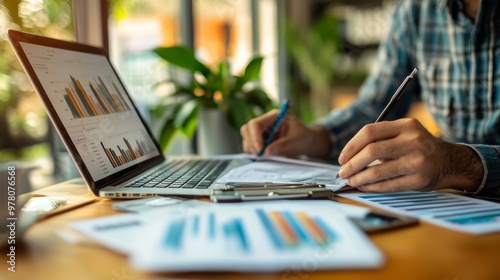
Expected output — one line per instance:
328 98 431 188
1 0 436 193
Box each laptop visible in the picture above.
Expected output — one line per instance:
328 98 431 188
8 29 249 198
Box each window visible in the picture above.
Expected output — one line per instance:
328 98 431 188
108 0 279 155
0 0 74 191
193 0 278 99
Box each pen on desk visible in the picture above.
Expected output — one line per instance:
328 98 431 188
335 68 418 179
257 99 290 157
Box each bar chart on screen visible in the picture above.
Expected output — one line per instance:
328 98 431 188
100 135 155 168
21 43 134 125
63 75 131 119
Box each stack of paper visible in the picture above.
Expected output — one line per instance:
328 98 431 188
69 200 383 272
215 156 349 192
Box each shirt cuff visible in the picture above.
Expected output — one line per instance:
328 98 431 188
464 144 500 198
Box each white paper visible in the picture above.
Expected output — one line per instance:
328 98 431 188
69 199 214 254
130 200 382 272
69 200 382 272
259 155 340 169
215 160 349 192
340 191 500 234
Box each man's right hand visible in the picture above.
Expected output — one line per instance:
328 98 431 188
240 109 331 158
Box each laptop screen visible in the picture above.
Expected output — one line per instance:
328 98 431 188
9 30 163 191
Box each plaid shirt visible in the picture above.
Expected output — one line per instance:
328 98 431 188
318 0 500 198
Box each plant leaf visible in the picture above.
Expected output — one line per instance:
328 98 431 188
241 88 275 112
180 111 198 139
231 57 263 93
158 115 177 153
153 46 211 77
242 56 263 82
226 99 252 130
174 99 199 137
232 76 245 93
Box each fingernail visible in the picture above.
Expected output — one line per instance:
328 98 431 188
337 167 344 178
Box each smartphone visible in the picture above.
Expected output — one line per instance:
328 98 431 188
350 211 419 233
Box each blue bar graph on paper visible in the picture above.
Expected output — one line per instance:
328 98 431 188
256 209 284 250
164 219 186 250
160 210 340 254
192 215 200 235
444 211 500 225
208 212 216 239
360 193 443 201
282 211 311 245
359 192 433 199
223 219 249 252
345 191 500 234
314 217 338 242
234 219 249 252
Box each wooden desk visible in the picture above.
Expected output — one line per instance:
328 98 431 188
3 180 500 280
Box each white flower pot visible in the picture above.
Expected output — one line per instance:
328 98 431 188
197 108 242 156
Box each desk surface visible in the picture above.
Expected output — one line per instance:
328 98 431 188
3 180 500 280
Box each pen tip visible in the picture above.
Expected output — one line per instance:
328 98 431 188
410 68 418 77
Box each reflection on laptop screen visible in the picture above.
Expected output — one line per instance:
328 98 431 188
19 42 160 181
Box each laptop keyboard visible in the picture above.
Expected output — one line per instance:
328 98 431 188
123 159 230 189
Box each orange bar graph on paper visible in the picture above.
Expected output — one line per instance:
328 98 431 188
295 212 327 244
269 211 298 246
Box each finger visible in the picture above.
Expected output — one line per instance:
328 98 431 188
346 157 416 187
241 124 262 154
248 110 279 152
240 125 253 154
338 121 402 165
242 140 254 154
356 176 417 193
355 173 433 193
340 139 407 178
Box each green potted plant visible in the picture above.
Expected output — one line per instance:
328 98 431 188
152 46 275 155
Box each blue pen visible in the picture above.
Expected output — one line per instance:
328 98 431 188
257 99 290 156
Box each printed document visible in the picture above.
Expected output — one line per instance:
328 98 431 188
69 200 382 272
215 156 349 192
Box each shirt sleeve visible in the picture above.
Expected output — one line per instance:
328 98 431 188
465 144 500 199
315 0 421 159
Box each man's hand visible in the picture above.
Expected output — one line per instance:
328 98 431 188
337 118 484 193
240 110 330 158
